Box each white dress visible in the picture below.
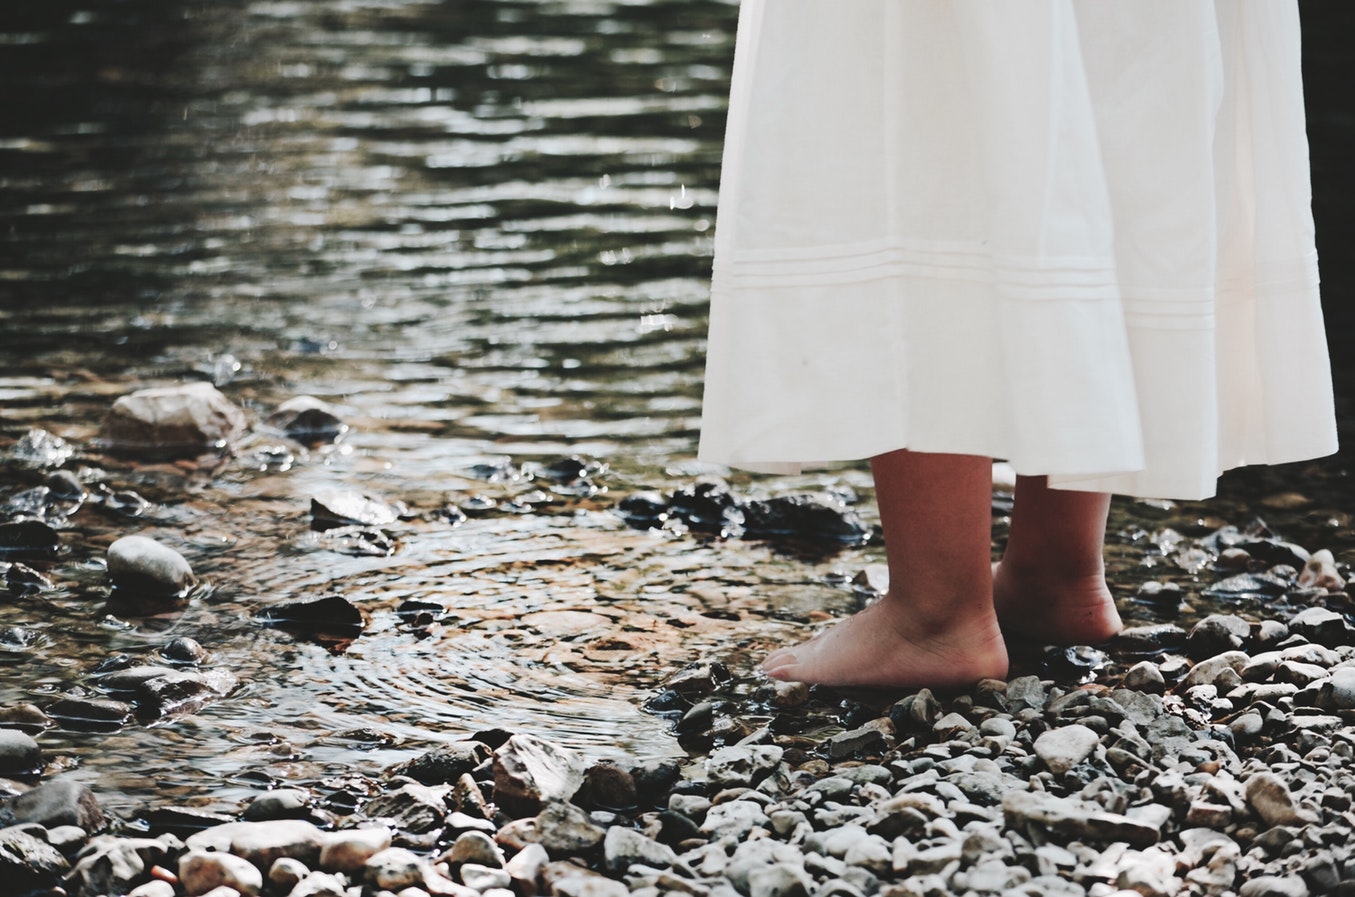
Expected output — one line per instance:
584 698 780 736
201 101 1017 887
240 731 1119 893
698 0 1337 500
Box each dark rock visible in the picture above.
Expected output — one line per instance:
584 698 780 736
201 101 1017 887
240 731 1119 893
362 783 450 833
629 759 681 805
256 594 366 641
0 626 40 650
0 827 69 893
1232 538 1311 569
107 535 195 598
1203 572 1291 600
134 668 238 719
1186 614 1252 658
309 489 399 531
161 636 208 665
98 381 247 457
1113 623 1189 655
45 697 133 732
534 800 606 855
2 779 106 831
0 521 61 559
266 395 348 444
578 762 637 811
96 664 179 693
140 806 237 837
826 726 888 760
889 690 941 731
391 741 491 786
0 730 41 776
6 562 53 596
661 661 732 698
617 492 668 529
44 469 85 500
738 494 870 545
667 481 744 536
1288 607 1355 647
242 788 311 821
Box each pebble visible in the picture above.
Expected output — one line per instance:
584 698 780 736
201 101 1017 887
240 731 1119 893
1033 724 1100 775
99 382 247 456
179 849 263 896
0 729 42 776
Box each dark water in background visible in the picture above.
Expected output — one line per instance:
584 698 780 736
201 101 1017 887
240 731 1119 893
0 0 1352 817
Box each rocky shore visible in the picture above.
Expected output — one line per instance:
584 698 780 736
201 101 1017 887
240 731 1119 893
3 383 1355 896
6 593 1355 897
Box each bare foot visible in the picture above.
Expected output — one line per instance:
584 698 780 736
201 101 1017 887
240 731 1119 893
992 560 1122 646
760 596 1009 689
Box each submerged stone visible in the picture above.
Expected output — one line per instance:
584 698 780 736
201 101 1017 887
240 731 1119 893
0 520 61 559
310 489 399 530
266 395 348 444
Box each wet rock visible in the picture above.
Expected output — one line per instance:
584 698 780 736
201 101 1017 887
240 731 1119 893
0 520 61 559
266 395 348 444
492 734 587 817
107 535 195 598
314 524 398 556
243 788 311 821
0 826 69 893
161 636 209 665
1203 571 1291 600
1114 623 1189 655
10 428 75 468
99 381 247 457
617 491 669 529
362 782 450 834
1186 614 1252 658
179 848 264 896
6 562 54 596
310 489 399 531
135 668 238 719
0 702 51 731
256 594 366 641
46 696 133 731
1323 666 1355 709
630 759 681 805
739 494 870 545
392 741 491 785
661 660 732 698
319 826 392 873
1288 607 1355 647
667 481 744 536
1033 724 1099 775
0 729 41 776
827 726 888 760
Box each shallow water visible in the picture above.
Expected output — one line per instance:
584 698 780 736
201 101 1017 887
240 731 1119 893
1 0 1353 821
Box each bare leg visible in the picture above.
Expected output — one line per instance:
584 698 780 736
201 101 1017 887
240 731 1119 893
993 475 1121 645
761 450 1008 688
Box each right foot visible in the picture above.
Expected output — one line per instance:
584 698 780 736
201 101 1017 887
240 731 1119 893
992 561 1122 646
760 595 1009 689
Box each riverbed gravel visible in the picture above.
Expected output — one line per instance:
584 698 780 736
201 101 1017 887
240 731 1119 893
7 596 1355 897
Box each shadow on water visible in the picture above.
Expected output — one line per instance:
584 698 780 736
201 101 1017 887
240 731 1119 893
0 0 1352 819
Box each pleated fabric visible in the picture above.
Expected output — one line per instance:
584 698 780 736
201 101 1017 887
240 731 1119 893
698 0 1337 500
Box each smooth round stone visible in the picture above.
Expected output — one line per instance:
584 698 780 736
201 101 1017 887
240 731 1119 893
0 729 41 775
268 857 310 893
242 788 309 821
107 536 195 597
